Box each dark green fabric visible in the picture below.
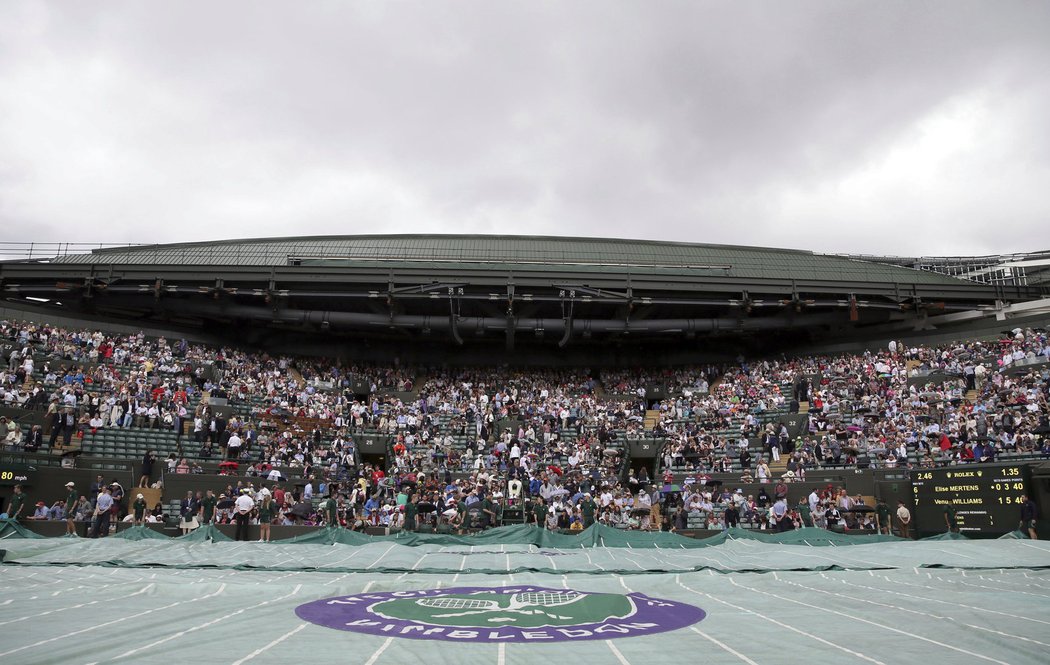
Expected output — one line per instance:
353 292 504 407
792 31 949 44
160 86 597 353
0 522 912 548
0 518 46 539
176 524 232 542
114 525 170 541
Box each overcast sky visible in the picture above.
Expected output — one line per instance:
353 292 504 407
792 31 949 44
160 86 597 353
1 2 1048 256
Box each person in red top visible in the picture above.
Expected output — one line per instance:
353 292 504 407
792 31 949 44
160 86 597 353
939 433 952 452
371 468 385 485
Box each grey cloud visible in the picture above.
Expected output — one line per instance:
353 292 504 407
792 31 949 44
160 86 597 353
1 1 1048 255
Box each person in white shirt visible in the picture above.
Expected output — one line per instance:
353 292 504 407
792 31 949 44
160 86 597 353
233 489 255 541
226 432 242 460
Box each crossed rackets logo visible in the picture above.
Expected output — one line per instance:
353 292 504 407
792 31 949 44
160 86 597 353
415 590 586 622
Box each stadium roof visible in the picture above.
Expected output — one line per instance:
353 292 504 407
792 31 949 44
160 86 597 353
44 234 969 286
3 235 1046 352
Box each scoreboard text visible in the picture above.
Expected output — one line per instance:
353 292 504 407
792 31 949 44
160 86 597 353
910 463 1030 534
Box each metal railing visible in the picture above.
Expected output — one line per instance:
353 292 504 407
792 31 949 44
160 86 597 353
0 242 142 262
0 450 134 472
832 250 1050 287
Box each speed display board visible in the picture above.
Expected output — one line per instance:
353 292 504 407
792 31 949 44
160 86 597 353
910 463 1031 534
0 463 34 486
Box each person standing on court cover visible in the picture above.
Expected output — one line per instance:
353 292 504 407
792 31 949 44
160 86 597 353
233 488 255 541
895 500 911 539
200 489 217 525
91 486 114 538
1020 494 1038 540
944 499 958 533
875 497 891 535
5 484 27 522
64 481 79 535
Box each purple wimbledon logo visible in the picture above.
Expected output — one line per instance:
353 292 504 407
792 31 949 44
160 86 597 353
295 585 706 643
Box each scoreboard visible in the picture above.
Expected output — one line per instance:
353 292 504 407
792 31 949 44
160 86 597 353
910 463 1031 534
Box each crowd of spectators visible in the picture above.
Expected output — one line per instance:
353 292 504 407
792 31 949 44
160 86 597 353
652 331 1050 480
2 318 1048 539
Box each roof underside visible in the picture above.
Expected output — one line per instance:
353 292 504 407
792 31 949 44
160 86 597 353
46 234 969 286
8 235 1042 353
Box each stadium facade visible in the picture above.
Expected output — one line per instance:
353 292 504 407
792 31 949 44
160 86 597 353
1 235 1048 360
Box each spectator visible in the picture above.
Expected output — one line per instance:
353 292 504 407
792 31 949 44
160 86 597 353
29 501 49 520
91 486 113 537
139 450 156 487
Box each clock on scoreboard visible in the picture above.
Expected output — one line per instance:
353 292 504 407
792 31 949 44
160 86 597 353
910 463 1031 534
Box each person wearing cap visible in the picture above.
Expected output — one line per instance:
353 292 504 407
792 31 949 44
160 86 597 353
109 480 125 517
132 493 148 526
233 489 255 541
64 482 80 535
30 501 49 520
257 490 275 541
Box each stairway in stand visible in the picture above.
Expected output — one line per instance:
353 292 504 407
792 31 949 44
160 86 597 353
767 457 789 477
287 366 305 385
644 409 661 430
706 374 725 395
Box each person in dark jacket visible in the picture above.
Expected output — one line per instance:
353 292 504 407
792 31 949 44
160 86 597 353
1020 495 1038 540
139 450 156 487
